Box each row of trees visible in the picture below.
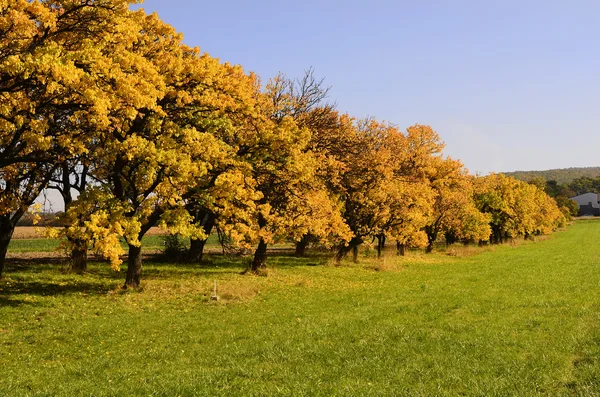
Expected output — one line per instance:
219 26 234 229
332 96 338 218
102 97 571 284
0 0 567 288
521 177 591 216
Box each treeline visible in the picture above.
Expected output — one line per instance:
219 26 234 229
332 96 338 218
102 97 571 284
0 1 567 288
559 177 600 197
506 167 600 185
518 176 600 216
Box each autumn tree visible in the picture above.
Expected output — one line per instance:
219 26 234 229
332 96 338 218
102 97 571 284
0 0 140 277
423 158 490 252
246 87 350 272
67 8 276 288
326 121 437 262
330 117 390 262
474 174 564 244
48 159 91 272
259 69 347 257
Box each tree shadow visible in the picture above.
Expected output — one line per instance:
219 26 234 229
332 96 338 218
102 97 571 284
1 249 336 300
266 249 333 268
140 254 248 279
4 257 67 272
1 258 116 306
0 295 34 308
139 249 333 279
1 279 113 298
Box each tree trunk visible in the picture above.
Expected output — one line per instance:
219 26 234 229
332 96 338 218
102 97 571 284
0 214 17 279
188 211 215 263
396 241 405 256
251 238 268 272
124 244 143 289
444 231 458 247
335 244 351 262
295 234 310 257
425 225 437 253
352 244 359 263
490 226 502 244
60 162 90 273
69 237 88 273
335 237 362 263
376 234 386 258
0 229 12 279
189 238 207 262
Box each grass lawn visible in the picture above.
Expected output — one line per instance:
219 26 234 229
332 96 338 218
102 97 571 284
1 221 600 395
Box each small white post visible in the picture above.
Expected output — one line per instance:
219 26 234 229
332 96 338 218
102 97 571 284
211 280 219 301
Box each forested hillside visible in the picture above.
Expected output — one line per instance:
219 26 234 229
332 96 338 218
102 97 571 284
505 167 600 184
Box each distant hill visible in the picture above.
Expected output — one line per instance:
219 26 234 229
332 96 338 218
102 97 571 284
503 167 600 185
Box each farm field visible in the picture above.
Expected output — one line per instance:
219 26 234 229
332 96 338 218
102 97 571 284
7 227 224 255
1 221 600 395
8 227 177 254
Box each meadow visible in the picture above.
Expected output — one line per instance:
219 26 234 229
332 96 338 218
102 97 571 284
1 221 600 396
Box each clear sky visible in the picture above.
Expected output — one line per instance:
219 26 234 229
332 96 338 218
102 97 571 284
133 0 600 175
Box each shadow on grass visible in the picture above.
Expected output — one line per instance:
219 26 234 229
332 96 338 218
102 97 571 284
0 295 34 307
0 249 337 302
141 250 334 280
2 258 118 306
1 279 113 298
5 257 67 270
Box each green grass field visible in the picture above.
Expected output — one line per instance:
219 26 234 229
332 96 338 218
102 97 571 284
1 221 600 395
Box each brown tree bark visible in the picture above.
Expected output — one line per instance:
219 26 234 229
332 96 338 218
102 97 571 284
0 213 19 279
335 245 351 262
69 237 88 273
189 238 207 262
295 234 311 257
444 231 458 247
396 241 405 256
376 234 386 258
188 211 215 263
425 224 438 253
251 238 268 272
124 244 143 289
0 229 12 279
335 237 362 263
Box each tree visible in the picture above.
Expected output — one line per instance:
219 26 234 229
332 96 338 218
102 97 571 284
50 159 91 272
259 69 346 257
474 174 564 244
245 103 350 272
568 177 600 196
331 117 392 262
70 10 268 288
423 158 490 252
554 196 578 217
0 0 139 277
330 122 439 262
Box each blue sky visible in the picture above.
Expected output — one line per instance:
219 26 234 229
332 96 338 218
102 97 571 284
142 1 598 175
